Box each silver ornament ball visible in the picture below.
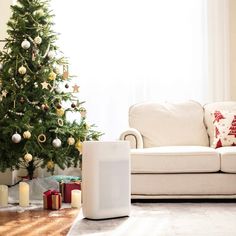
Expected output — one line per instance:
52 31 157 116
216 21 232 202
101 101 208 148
21 39 31 49
52 138 62 148
12 133 22 143
0 63 3 70
47 50 56 59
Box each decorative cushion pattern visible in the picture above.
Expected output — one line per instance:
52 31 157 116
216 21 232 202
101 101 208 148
212 110 236 148
204 101 236 146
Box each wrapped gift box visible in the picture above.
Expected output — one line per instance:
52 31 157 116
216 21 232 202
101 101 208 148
43 190 62 210
60 181 81 203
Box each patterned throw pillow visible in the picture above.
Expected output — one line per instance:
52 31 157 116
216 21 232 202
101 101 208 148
212 110 236 148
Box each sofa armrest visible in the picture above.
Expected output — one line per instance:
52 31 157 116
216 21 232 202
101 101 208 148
120 128 143 149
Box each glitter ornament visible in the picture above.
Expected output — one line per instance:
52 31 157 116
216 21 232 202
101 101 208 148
75 141 83 153
56 108 64 117
23 131 31 139
34 36 42 45
47 160 54 170
48 71 56 81
24 153 33 162
67 137 75 146
18 65 27 75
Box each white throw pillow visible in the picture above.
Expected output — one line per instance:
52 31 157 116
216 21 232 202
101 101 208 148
129 100 209 147
211 110 236 148
204 101 236 146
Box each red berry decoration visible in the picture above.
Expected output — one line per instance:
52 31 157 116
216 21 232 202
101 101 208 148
71 103 76 108
56 104 62 109
65 84 69 89
44 104 49 111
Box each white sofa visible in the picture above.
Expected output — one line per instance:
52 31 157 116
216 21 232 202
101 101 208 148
120 100 236 199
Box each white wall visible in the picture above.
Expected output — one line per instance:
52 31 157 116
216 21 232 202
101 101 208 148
229 0 236 100
0 0 16 185
0 0 12 50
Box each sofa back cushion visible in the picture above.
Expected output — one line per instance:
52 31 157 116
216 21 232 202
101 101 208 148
129 100 209 147
204 101 236 146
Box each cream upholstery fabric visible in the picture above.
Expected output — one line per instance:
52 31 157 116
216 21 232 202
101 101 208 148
131 146 220 173
131 173 236 195
204 101 236 146
218 147 236 173
129 101 209 147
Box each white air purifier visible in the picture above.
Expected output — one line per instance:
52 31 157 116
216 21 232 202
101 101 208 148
82 141 130 219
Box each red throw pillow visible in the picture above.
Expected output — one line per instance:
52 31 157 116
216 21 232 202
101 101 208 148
212 110 236 148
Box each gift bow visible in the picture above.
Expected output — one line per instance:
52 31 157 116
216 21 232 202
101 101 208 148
44 189 60 196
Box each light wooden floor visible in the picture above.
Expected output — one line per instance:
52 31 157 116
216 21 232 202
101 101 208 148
0 207 80 236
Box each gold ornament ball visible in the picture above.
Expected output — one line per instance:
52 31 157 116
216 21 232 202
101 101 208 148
67 137 75 146
23 131 31 139
79 107 87 118
56 108 65 117
75 141 83 153
47 160 55 170
48 71 56 81
34 36 42 45
24 153 33 162
33 9 44 17
18 65 27 75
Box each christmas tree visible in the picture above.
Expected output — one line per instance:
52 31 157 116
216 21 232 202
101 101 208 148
0 0 102 179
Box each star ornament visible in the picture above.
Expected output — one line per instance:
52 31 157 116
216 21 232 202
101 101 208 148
41 81 50 90
72 84 80 93
2 90 8 97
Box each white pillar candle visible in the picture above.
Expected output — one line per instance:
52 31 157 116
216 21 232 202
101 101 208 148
19 182 29 207
71 190 81 208
0 185 8 207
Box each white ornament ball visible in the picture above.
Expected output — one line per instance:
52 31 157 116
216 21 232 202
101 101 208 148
67 137 75 146
23 131 31 139
24 153 33 162
12 133 22 143
18 65 27 75
52 138 62 148
33 9 44 17
47 50 56 59
34 36 42 45
0 63 3 70
21 39 31 49
55 86 62 93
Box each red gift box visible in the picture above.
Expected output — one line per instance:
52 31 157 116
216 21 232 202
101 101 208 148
60 181 81 203
43 190 62 210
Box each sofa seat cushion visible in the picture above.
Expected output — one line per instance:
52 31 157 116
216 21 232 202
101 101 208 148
218 147 236 173
131 146 220 173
